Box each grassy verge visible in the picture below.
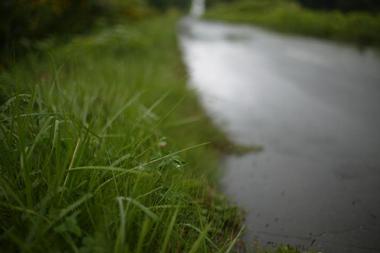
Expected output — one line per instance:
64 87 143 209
205 0 380 47
0 14 244 252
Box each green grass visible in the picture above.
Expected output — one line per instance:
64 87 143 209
0 15 244 252
205 0 380 47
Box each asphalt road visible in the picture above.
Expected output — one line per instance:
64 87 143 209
180 18 380 253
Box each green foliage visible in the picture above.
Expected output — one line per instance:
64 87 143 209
0 15 243 252
0 0 110 63
298 0 380 12
0 0 189 66
205 0 380 48
147 0 190 10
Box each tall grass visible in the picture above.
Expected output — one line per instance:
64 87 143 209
0 15 242 252
205 0 380 47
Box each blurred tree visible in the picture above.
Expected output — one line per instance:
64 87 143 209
0 0 107 62
297 0 380 12
146 0 190 10
208 0 380 12
0 0 191 65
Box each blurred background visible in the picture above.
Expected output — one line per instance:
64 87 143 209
0 0 191 65
1 1 380 252
2 0 380 62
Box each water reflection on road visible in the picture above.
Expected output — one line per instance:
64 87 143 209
179 18 380 253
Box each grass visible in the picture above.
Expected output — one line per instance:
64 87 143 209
0 14 245 252
205 0 380 48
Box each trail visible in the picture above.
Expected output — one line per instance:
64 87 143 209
179 15 380 253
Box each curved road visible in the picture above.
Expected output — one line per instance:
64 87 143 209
180 18 380 252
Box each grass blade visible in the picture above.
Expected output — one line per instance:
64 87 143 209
160 208 179 253
120 196 158 221
224 225 245 253
188 224 211 253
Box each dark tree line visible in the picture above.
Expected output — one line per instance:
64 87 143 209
208 0 380 12
0 0 188 46
147 0 190 10
0 0 190 65
297 0 380 12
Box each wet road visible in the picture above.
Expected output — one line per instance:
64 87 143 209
179 18 380 252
